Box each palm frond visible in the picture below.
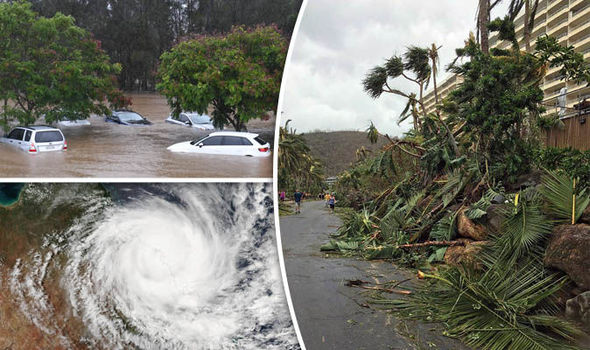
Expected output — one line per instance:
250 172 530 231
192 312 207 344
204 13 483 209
394 261 582 350
492 192 552 261
539 170 590 223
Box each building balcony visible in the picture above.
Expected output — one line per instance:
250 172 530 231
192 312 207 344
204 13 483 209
543 77 566 91
533 16 548 33
544 87 566 100
536 2 548 17
569 19 590 38
547 18 569 36
547 2 569 21
571 31 590 47
547 0 567 13
547 7 569 28
546 64 563 76
572 3 590 21
571 0 585 8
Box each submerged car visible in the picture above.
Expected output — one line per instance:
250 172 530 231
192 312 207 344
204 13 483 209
105 110 152 125
165 112 215 130
167 131 271 157
40 110 91 126
0 126 67 153
57 118 91 127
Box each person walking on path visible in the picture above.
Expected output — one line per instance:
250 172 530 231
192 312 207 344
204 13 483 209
328 193 335 213
324 192 330 207
294 189 303 214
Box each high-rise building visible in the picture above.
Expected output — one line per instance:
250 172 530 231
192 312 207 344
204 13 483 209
423 0 590 116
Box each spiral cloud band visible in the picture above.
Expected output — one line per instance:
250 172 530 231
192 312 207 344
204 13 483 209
7 183 298 349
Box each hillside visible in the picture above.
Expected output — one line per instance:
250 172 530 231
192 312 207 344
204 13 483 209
302 131 389 177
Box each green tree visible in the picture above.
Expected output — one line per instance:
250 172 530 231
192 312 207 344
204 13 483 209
362 46 431 130
278 119 324 193
157 25 286 131
0 1 124 128
366 121 379 144
30 0 302 91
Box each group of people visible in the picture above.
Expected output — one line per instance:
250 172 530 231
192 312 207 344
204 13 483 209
278 189 335 214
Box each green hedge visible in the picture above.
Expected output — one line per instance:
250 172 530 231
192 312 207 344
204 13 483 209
535 147 590 187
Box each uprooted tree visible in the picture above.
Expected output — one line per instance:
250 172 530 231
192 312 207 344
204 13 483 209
157 25 287 131
0 1 126 129
326 9 590 350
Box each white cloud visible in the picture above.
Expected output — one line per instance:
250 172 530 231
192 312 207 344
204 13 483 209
281 0 509 136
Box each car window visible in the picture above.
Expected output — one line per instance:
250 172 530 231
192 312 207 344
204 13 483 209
35 131 63 143
10 129 25 140
24 130 32 141
241 137 253 145
201 136 223 146
179 114 190 123
116 112 144 122
254 136 266 145
221 136 249 146
8 129 22 140
189 114 211 124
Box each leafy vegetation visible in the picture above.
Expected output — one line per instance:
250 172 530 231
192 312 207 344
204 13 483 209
0 1 125 128
157 25 286 131
30 0 302 90
535 147 590 187
324 4 590 349
278 120 325 194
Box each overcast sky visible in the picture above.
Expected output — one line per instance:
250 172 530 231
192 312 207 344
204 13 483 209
280 0 508 136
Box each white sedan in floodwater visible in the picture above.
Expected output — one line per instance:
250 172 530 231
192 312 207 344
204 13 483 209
167 131 271 157
165 112 215 130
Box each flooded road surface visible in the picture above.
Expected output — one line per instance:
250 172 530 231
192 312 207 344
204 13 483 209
0 93 274 178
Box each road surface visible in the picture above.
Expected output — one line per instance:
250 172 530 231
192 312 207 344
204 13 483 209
280 200 469 350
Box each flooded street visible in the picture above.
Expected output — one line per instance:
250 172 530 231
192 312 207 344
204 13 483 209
0 93 274 178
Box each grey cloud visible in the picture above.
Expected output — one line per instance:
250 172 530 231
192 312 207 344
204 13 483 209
281 0 509 136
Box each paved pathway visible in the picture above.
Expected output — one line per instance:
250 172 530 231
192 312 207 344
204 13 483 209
280 200 469 350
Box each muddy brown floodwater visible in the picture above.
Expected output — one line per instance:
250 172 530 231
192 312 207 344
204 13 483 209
0 93 274 178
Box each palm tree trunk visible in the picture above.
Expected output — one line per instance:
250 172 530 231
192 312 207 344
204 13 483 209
524 0 531 52
3 99 7 128
432 63 439 105
478 0 490 53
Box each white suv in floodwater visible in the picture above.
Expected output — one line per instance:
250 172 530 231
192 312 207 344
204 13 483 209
0 126 67 153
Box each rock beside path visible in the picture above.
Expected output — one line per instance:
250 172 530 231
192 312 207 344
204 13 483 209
444 238 488 268
544 224 590 290
566 291 590 329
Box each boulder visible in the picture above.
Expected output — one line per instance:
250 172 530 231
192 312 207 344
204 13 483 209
544 224 590 290
507 169 543 191
457 210 488 241
444 238 488 269
485 204 504 234
566 291 590 328
578 205 590 225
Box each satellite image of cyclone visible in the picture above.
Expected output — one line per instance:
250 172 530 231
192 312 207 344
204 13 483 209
0 183 299 350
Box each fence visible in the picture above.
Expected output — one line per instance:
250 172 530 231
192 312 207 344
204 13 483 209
546 112 590 149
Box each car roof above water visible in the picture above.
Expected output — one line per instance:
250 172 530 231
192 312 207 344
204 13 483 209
209 131 259 138
16 125 60 131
